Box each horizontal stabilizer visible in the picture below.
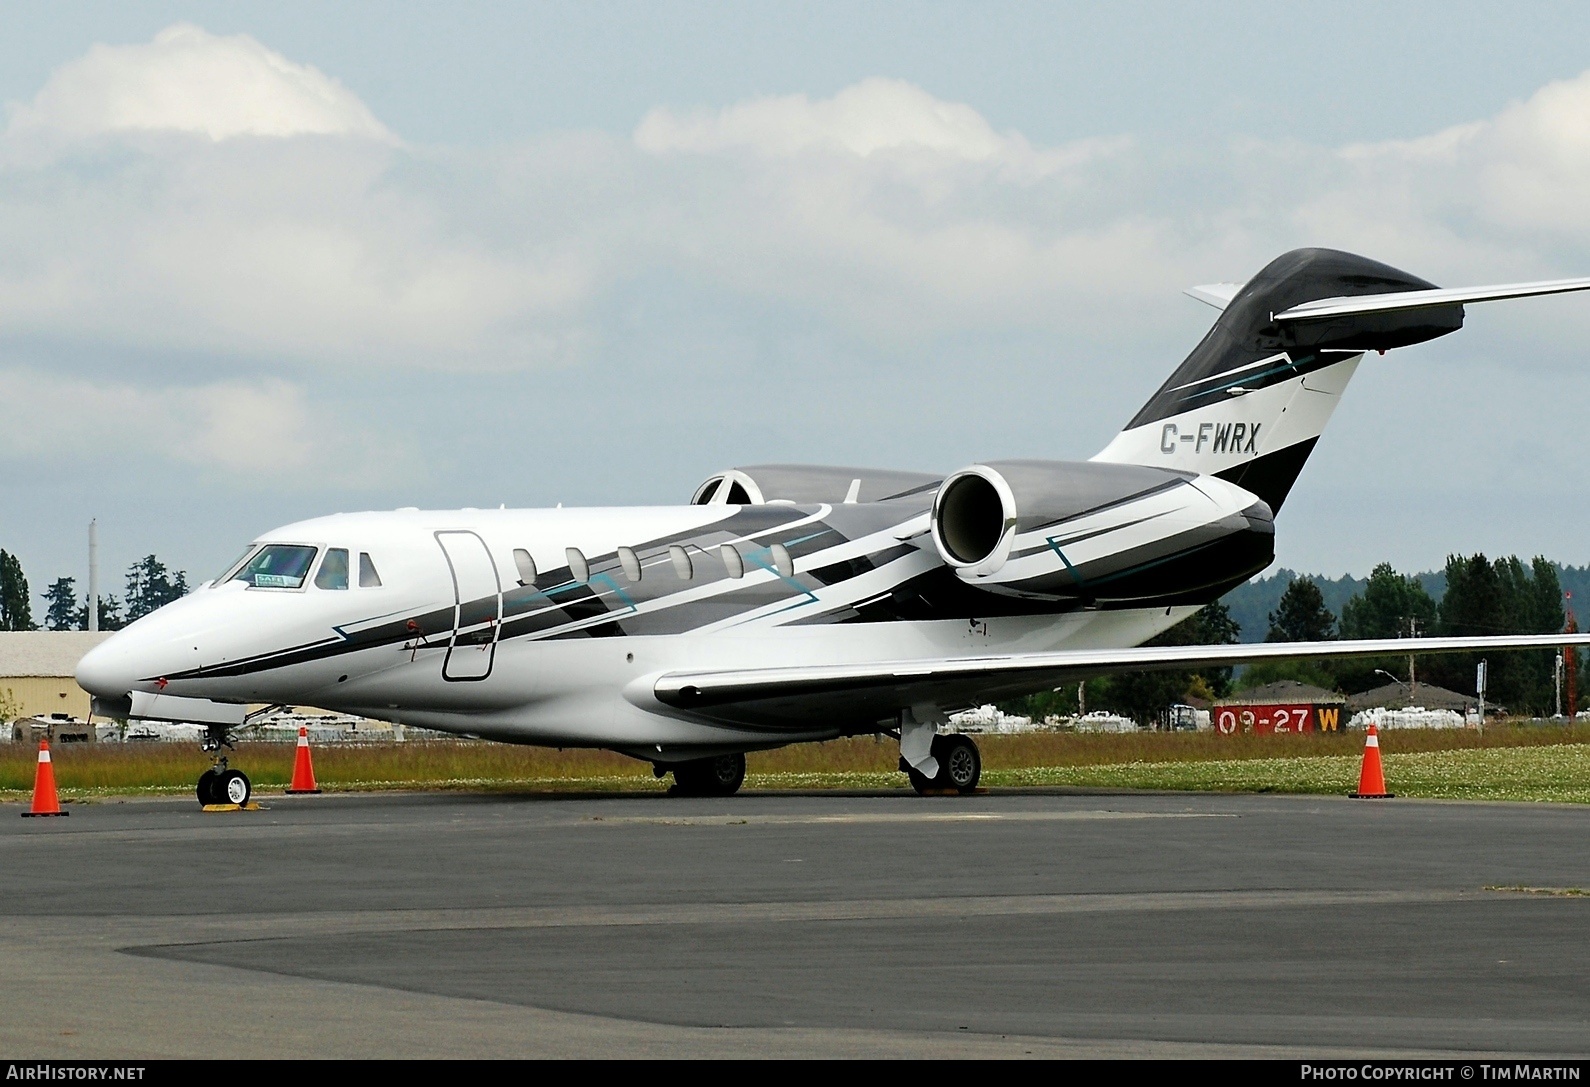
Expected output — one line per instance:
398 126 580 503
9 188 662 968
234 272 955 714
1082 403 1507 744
1273 277 1590 322
650 631 1590 728
1184 283 1244 311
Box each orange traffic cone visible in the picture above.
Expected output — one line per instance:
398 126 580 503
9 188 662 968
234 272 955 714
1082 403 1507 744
21 739 68 817
1350 722 1395 799
285 727 321 794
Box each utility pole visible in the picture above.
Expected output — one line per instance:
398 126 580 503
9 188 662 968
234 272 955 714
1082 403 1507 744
1555 651 1564 719
1565 593 1578 721
87 519 98 633
1477 659 1487 734
1406 616 1419 700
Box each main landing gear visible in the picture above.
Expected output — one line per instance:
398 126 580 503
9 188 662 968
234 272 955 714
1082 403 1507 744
664 753 747 797
896 706 981 795
901 734 982 795
196 723 251 807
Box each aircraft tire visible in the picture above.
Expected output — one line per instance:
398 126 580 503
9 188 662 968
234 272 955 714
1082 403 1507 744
196 769 220 806
936 734 981 794
671 753 746 797
217 769 251 806
906 735 981 795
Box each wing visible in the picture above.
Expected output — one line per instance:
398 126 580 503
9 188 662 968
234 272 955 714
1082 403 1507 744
1272 277 1590 322
648 632 1590 729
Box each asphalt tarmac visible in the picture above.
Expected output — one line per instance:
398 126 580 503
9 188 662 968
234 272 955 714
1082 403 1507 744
1 787 1587 1058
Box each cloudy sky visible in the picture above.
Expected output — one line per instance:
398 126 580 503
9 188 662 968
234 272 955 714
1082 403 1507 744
5 1 1590 604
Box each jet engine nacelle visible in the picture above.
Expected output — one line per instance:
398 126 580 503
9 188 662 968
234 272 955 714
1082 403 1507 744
930 460 1274 602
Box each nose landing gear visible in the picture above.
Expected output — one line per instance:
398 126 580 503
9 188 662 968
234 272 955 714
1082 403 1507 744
197 723 252 807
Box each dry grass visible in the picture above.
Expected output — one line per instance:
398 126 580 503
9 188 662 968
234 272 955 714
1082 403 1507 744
2 722 1588 800
0 741 656 796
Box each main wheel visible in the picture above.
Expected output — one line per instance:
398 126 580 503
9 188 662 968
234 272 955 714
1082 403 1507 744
936 734 981 794
197 769 220 806
217 769 251 806
905 735 981 795
671 753 746 797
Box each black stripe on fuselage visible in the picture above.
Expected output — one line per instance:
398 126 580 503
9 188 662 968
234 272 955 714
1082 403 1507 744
158 508 905 678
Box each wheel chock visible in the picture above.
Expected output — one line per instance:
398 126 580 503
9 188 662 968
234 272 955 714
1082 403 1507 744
200 802 267 813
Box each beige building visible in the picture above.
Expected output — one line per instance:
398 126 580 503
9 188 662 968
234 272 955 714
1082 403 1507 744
0 631 113 721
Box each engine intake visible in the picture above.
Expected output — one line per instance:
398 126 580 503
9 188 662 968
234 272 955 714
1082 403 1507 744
931 466 1017 575
928 460 1274 601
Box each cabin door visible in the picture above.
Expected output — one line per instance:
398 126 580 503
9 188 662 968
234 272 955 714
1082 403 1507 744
436 531 501 681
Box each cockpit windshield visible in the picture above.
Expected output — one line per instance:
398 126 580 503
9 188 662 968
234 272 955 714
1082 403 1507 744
214 545 260 584
233 545 319 589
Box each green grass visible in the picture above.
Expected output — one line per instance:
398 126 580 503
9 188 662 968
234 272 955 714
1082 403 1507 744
5 724 1590 803
980 745 1590 803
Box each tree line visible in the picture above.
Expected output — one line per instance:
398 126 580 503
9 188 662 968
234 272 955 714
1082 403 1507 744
1248 554 1571 716
0 550 190 631
1005 552 1580 723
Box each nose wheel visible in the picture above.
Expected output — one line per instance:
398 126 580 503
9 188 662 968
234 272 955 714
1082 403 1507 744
197 724 251 807
197 759 251 806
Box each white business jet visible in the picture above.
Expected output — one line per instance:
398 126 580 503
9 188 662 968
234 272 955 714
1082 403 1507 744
76 248 1590 805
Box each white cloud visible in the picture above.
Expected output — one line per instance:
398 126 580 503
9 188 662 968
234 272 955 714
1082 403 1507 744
1237 70 1590 284
5 23 392 143
633 79 1157 337
0 368 402 486
635 76 1113 180
0 27 599 371
4 27 1590 403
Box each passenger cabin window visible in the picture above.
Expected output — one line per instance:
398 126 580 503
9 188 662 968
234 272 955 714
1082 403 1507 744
771 543 795 579
566 547 590 584
513 548 537 586
315 548 350 590
359 552 383 588
232 545 318 589
618 546 642 582
721 543 745 579
669 544 692 580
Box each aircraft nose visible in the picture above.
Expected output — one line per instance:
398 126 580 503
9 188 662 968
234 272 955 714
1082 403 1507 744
75 637 140 699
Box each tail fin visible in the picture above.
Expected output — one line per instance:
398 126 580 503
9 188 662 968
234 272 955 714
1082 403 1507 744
1092 247 1457 512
